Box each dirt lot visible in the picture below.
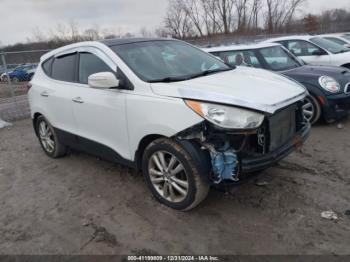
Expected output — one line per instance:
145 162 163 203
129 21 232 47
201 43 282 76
0 118 349 255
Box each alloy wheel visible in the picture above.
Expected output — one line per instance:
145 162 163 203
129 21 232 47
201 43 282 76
38 120 55 153
148 151 189 203
302 97 315 122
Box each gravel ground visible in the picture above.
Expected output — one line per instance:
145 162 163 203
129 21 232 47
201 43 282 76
0 118 349 255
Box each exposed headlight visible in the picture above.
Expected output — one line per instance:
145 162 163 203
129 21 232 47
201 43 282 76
319 76 340 93
185 100 265 129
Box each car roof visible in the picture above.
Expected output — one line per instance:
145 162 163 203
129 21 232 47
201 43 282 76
99 37 173 47
317 33 346 38
264 35 314 43
40 38 177 62
203 42 281 52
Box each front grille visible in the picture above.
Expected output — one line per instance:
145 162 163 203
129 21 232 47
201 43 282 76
268 104 297 151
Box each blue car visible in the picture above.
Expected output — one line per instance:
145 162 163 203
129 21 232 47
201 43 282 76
1 64 38 82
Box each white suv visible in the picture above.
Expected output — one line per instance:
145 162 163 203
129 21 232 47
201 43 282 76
28 38 310 210
263 35 350 68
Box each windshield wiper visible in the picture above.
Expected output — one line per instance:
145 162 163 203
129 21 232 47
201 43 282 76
187 68 234 80
336 50 350 54
148 67 234 83
149 76 188 83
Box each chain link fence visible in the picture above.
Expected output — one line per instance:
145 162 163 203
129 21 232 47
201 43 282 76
0 50 50 121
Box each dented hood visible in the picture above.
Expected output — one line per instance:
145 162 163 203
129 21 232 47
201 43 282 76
151 67 307 114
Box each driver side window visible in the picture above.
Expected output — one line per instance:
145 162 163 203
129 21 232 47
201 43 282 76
287 40 325 56
78 52 113 84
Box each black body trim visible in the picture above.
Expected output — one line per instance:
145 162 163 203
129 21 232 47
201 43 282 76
54 128 136 168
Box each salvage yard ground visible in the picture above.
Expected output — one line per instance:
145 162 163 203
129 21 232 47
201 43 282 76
0 118 349 255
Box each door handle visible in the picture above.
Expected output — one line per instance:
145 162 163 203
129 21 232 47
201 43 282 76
40 91 49 97
72 97 84 104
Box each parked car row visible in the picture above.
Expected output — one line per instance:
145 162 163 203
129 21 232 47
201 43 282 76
317 33 350 49
263 35 350 68
0 63 38 83
27 35 349 210
204 42 350 124
0 64 18 76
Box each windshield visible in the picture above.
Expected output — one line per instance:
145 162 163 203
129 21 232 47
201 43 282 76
214 46 302 72
259 46 302 71
310 37 349 54
341 34 350 41
111 40 231 82
324 37 347 46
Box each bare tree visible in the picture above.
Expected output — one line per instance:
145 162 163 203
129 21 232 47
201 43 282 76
247 0 262 30
182 0 205 36
140 27 154 37
164 0 194 38
265 0 305 33
215 0 235 34
234 0 249 32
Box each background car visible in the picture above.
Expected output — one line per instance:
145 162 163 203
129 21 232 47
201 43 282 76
0 64 18 80
263 35 350 68
205 42 350 124
1 63 37 82
317 33 350 48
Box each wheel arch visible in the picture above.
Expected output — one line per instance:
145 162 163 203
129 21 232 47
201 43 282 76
341 63 350 69
135 134 166 170
32 112 43 137
300 82 327 107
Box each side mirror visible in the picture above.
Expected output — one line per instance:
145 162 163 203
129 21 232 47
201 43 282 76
88 72 119 89
312 50 325 56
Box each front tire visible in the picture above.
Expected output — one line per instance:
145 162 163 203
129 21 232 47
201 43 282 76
142 138 210 211
35 116 66 158
302 95 321 125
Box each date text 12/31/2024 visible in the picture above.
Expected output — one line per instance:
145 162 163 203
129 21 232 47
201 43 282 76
127 255 220 261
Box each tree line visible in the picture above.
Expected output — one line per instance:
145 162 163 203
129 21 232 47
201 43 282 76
1 1 349 55
160 0 307 38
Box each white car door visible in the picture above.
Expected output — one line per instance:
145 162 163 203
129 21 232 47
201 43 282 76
70 49 131 161
39 52 78 135
286 40 331 66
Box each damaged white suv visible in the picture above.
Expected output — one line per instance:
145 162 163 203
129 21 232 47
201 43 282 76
28 38 310 210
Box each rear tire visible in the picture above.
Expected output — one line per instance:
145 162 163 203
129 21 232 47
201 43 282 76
35 116 67 158
302 95 321 125
142 138 210 211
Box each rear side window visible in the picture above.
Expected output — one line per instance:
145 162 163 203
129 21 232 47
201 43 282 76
286 40 324 56
42 58 53 76
51 53 77 82
78 53 113 84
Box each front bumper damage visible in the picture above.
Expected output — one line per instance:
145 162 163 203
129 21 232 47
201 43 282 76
241 125 309 173
322 93 350 122
176 102 311 185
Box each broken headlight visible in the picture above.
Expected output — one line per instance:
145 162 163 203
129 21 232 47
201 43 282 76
185 100 264 129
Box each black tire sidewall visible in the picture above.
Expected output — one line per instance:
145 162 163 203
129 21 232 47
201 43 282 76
142 140 198 210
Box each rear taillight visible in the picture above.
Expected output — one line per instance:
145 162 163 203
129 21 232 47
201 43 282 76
27 82 32 90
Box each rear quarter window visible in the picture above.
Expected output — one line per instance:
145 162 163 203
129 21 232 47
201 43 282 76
42 58 53 76
51 53 77 82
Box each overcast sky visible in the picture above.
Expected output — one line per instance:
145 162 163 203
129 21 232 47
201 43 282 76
0 0 348 45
